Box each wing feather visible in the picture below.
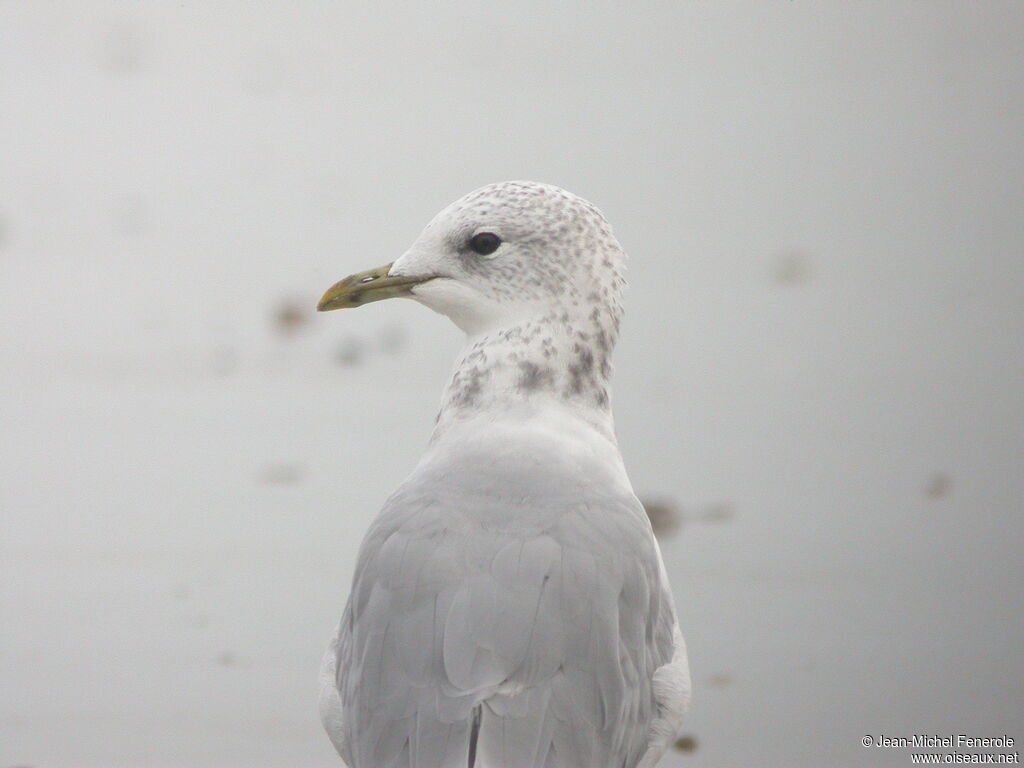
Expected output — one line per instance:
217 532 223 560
321 474 688 768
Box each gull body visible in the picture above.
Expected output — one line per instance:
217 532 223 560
317 182 690 768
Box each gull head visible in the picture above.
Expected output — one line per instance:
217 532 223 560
317 181 626 336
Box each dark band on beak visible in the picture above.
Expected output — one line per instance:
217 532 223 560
317 263 433 311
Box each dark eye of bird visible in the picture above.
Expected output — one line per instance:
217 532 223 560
468 232 502 256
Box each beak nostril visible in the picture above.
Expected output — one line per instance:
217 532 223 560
317 262 414 312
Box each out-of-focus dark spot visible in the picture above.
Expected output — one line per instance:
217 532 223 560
709 672 732 688
378 323 408 354
0 209 7 249
101 20 145 74
186 612 210 629
170 583 191 600
771 249 814 286
257 463 304 485
210 346 238 375
924 473 952 499
701 504 735 523
111 194 149 236
335 336 364 366
641 498 683 539
674 735 698 753
215 650 252 669
240 49 285 95
273 300 308 335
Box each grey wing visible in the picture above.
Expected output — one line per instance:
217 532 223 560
322 488 686 768
319 616 350 760
635 556 691 768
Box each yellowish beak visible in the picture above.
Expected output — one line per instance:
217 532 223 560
317 263 432 312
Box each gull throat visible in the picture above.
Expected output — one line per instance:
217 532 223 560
431 304 620 443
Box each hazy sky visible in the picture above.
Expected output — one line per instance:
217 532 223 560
2 3 1022 767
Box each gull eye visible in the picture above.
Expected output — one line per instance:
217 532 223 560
468 232 502 256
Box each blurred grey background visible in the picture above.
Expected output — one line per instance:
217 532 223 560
1 2 1022 767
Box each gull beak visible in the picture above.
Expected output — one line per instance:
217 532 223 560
317 263 433 311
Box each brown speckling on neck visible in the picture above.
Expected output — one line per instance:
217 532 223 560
517 360 556 391
410 181 627 443
434 305 618 441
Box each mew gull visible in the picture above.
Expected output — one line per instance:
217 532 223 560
316 181 690 768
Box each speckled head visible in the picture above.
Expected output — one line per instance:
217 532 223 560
317 182 629 433
319 181 627 337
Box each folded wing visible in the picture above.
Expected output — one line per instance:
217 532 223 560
324 483 685 768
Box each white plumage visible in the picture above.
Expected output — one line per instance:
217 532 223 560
317 182 690 768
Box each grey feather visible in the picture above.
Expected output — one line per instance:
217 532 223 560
329 470 677 768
